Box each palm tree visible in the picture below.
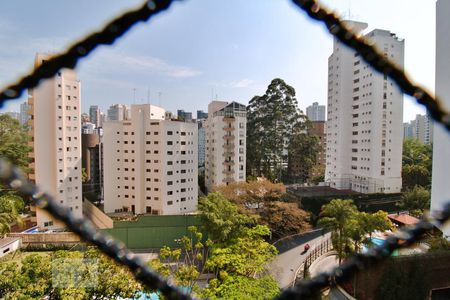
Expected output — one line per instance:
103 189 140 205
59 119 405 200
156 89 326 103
318 199 358 264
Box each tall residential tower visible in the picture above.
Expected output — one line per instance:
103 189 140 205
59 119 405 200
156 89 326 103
325 22 404 193
28 53 82 229
205 101 246 192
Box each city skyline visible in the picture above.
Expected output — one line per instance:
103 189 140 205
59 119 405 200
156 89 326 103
0 0 435 123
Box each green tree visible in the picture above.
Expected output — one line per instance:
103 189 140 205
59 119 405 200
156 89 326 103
149 226 213 296
247 78 308 181
258 201 312 239
398 185 430 217
287 126 320 183
202 274 279 300
212 178 285 209
318 199 358 264
205 225 277 277
0 114 31 171
0 193 24 236
0 250 142 299
402 139 432 189
198 192 255 243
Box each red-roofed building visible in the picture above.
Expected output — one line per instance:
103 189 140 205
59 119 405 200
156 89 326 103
388 212 420 227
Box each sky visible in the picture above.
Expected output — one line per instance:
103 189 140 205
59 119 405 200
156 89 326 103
0 0 436 122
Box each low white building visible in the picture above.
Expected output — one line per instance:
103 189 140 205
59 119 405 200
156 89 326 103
103 104 198 215
0 237 21 258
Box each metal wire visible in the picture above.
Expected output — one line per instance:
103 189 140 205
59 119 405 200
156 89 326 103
0 159 193 300
0 0 449 299
0 0 179 106
291 0 450 132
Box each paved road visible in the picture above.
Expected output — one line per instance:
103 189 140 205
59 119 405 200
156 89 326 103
269 232 331 289
309 254 339 277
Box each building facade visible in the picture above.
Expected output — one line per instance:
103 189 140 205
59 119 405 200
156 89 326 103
107 104 130 121
198 120 206 167
28 53 82 229
403 114 434 145
197 110 208 120
103 104 198 215
82 131 103 202
325 22 404 194
177 109 193 122
20 101 30 126
309 121 326 179
306 102 326 121
205 101 246 192
89 105 101 128
431 0 450 237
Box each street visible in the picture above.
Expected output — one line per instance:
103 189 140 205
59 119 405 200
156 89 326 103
269 232 331 289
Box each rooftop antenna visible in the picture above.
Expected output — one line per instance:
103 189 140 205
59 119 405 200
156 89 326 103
158 91 162 106
147 86 150 104
133 88 136 104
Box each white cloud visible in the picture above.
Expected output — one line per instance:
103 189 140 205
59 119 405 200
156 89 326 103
230 78 255 88
90 53 202 78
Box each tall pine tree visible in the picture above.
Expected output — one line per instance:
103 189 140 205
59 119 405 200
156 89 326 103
247 78 308 181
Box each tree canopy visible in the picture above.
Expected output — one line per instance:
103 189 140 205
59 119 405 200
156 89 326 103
398 185 430 217
0 114 31 172
198 192 255 243
318 199 392 263
402 139 432 190
247 78 313 182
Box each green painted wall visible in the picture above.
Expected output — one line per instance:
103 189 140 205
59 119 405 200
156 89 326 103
101 215 202 249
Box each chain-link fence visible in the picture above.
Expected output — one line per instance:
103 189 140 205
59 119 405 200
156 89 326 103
1 1 449 299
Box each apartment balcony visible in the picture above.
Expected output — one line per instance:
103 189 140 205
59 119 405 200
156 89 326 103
28 162 35 170
222 151 235 157
27 119 34 126
222 143 235 149
223 116 235 122
223 126 235 131
28 98 34 105
222 160 235 166
28 151 34 158
28 173 35 180
223 135 234 141
27 141 34 147
222 169 235 175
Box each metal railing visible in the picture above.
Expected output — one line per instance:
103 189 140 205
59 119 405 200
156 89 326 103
0 0 449 299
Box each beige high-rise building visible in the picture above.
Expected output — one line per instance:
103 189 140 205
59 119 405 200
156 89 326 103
103 104 198 215
205 101 246 192
28 53 83 229
325 22 404 193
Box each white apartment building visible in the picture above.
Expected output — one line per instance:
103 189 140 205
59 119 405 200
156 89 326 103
205 101 246 192
103 104 198 215
306 102 326 121
325 22 404 194
28 53 82 229
432 0 450 237
403 114 433 145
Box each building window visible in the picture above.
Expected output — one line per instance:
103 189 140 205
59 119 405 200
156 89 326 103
167 201 173 205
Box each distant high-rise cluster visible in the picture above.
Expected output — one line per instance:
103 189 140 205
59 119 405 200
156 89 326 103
28 53 82 229
306 102 326 122
325 22 404 194
205 101 246 192
403 113 433 145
